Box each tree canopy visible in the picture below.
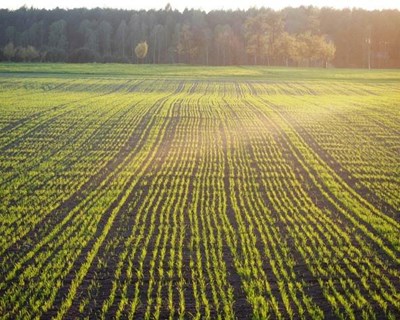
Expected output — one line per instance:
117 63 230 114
0 6 399 67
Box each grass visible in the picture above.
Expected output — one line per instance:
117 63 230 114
0 62 400 82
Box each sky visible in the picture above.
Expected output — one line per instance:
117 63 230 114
1 0 400 12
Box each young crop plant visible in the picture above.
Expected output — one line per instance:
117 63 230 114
0 64 399 319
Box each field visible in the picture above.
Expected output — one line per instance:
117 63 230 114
0 64 399 319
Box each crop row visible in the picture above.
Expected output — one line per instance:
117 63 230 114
0 72 399 319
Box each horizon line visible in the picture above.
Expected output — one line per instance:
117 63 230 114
2 4 400 13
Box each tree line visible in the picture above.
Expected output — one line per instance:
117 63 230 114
0 5 399 68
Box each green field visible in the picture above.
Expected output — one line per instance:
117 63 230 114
0 64 399 319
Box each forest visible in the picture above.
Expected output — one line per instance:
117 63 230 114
0 5 399 68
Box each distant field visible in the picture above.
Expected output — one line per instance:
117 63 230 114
0 64 399 319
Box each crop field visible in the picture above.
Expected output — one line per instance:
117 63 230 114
0 64 399 319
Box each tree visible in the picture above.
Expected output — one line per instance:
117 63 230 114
128 14 141 61
135 41 148 63
48 20 68 51
28 22 42 48
365 25 372 70
98 21 112 56
16 47 28 62
265 11 284 65
244 13 269 65
5 26 17 45
79 20 99 54
214 24 235 65
284 6 320 34
176 24 197 64
15 45 39 62
319 40 336 68
202 27 212 65
293 32 336 67
0 6 399 67
296 32 321 66
151 24 166 64
25 45 39 61
165 10 177 63
3 42 16 61
165 3 172 12
116 20 127 58
273 32 297 66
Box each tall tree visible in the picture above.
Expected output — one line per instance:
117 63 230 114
214 24 235 65
319 39 336 68
273 32 297 66
151 24 166 64
79 20 98 53
177 24 196 64
5 26 17 45
48 20 68 51
296 32 318 66
128 14 141 61
265 11 284 65
98 20 112 56
203 27 212 65
0 6 398 67
244 13 269 65
116 20 127 58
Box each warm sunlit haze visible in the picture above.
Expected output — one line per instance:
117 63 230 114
2 0 400 11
